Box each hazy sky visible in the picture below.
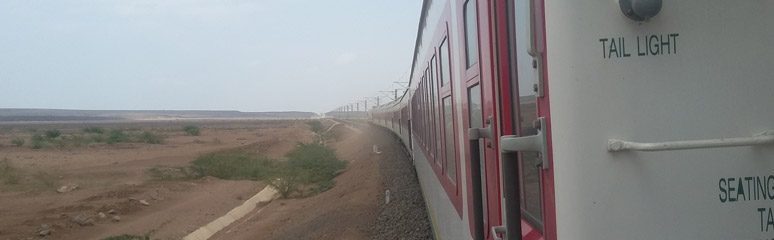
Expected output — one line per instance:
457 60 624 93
0 0 421 113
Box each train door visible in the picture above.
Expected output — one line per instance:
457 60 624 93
462 0 503 239
490 0 555 239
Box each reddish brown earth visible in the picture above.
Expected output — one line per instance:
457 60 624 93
0 120 314 240
213 121 381 240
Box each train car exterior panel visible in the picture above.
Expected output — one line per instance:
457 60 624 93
544 1 774 239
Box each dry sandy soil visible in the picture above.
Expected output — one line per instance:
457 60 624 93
0 120 315 240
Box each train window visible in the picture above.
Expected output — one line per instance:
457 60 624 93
463 0 479 68
439 38 451 86
442 96 456 184
427 83 433 155
430 56 441 163
426 67 436 158
423 79 430 149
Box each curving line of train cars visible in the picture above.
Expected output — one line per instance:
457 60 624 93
352 0 774 239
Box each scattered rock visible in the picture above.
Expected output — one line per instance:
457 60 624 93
56 184 79 193
150 191 164 201
38 228 51 236
98 212 107 219
128 197 150 206
71 215 94 226
107 209 117 215
37 224 52 236
111 215 121 222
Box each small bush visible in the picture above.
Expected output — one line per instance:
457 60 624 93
183 125 200 136
83 126 105 134
147 166 198 181
306 120 324 134
31 170 58 187
68 134 92 147
91 134 105 143
285 142 347 184
30 134 45 149
107 129 128 144
138 131 164 144
11 138 24 147
44 129 61 138
268 143 347 198
50 138 67 148
267 163 304 198
191 150 276 180
0 159 22 185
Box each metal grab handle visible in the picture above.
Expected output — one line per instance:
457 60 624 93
608 130 774 152
500 117 548 169
469 117 494 140
491 225 506 240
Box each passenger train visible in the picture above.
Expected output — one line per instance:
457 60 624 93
343 0 774 239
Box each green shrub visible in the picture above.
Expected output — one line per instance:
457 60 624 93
10 138 24 147
31 170 58 187
91 134 105 143
107 129 128 144
147 166 197 181
285 142 347 184
138 131 164 144
44 129 61 138
30 134 44 149
83 126 105 134
306 120 324 134
267 163 304 198
267 143 347 198
182 125 200 136
0 158 22 185
191 150 276 180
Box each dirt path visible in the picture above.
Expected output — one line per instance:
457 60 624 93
212 122 382 240
0 120 313 240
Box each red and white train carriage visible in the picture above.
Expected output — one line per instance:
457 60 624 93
370 0 774 239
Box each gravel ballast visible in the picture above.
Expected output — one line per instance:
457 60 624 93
368 125 434 240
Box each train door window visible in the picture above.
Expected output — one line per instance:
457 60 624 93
417 83 423 144
431 56 442 162
439 38 451 86
463 0 478 68
442 96 456 184
467 84 486 222
426 67 436 158
423 79 429 149
424 82 429 147
509 0 543 229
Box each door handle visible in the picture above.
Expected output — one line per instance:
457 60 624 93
500 117 548 169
